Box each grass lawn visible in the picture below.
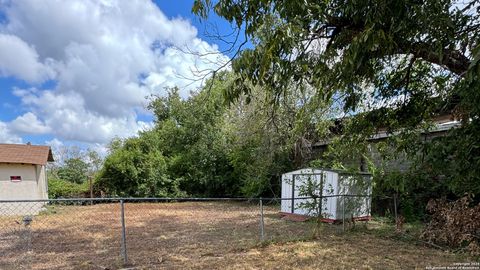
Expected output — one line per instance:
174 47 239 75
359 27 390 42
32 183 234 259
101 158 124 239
0 201 475 269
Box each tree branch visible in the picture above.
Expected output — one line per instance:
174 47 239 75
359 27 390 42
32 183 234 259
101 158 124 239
408 43 471 77
323 16 472 76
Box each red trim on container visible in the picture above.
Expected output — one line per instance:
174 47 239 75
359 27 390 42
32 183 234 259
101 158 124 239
279 212 371 223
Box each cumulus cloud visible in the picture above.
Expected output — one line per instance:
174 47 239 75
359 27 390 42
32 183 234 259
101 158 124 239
0 34 54 83
0 121 22 143
0 0 228 144
13 89 155 143
45 138 64 153
10 112 51 134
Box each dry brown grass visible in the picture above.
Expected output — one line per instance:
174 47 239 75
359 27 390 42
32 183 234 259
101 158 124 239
0 201 474 269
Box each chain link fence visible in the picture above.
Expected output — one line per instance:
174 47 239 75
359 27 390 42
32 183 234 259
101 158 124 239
0 195 369 269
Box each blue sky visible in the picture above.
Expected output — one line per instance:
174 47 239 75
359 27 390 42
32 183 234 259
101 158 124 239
0 0 241 153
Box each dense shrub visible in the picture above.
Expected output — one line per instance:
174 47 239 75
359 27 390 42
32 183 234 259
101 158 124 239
370 171 444 222
97 76 298 198
48 179 90 198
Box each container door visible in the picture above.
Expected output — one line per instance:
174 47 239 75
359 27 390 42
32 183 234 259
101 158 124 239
321 172 337 220
281 174 292 213
292 173 322 216
337 174 372 219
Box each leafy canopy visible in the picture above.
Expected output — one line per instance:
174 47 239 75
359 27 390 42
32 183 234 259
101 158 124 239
57 158 89 184
193 0 478 125
96 71 323 197
192 0 480 206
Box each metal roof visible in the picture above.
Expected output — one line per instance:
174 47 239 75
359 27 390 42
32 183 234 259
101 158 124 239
284 167 372 176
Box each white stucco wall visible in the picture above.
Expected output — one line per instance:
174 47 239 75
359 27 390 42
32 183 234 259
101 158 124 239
0 163 48 215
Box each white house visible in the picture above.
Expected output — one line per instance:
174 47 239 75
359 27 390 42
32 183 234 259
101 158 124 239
0 143 54 215
280 168 372 223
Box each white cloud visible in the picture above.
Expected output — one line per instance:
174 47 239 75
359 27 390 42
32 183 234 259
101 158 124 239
0 0 228 144
45 138 64 152
0 121 22 144
13 89 154 143
10 112 51 134
0 34 54 83
45 137 109 166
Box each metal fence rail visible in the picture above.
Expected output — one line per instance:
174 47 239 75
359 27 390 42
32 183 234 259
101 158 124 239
0 195 370 269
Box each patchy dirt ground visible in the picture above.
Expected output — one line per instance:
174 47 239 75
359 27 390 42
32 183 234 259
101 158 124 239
0 201 474 269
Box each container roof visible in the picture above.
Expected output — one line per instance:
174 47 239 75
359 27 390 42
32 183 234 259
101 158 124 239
0 143 54 165
283 167 371 176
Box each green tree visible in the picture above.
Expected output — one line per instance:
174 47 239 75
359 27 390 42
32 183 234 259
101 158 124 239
96 135 184 197
97 71 326 197
148 79 237 196
192 0 478 141
193 0 480 200
86 149 103 177
224 82 328 197
193 0 477 112
57 157 89 184
47 146 104 198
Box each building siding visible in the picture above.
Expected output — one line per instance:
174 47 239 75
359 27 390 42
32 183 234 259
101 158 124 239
0 163 48 215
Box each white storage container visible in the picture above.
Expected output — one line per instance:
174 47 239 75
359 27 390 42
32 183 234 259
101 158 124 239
280 168 372 222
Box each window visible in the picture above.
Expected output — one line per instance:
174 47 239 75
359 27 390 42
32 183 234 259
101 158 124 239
10 176 22 182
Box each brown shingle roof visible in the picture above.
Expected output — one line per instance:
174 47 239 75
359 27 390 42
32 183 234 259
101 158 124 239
0 144 54 165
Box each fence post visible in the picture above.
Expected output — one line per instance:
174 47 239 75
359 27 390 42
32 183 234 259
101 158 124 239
393 193 398 223
367 195 371 224
259 198 265 241
342 195 346 233
120 200 128 264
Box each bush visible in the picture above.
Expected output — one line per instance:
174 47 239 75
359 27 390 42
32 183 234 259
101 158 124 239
421 194 480 255
48 178 90 198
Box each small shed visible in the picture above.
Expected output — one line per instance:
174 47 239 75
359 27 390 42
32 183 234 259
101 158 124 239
0 143 54 215
280 168 372 223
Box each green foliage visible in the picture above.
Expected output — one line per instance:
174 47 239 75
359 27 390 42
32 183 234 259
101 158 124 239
97 76 238 197
96 135 185 197
97 71 324 198
421 121 480 196
194 0 477 112
192 1 480 210
295 175 325 217
46 146 104 198
224 84 315 197
57 158 89 184
48 146 104 187
104 0 480 218
57 158 88 184
48 178 89 198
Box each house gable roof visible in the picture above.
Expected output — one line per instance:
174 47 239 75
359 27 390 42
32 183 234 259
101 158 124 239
0 144 54 165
